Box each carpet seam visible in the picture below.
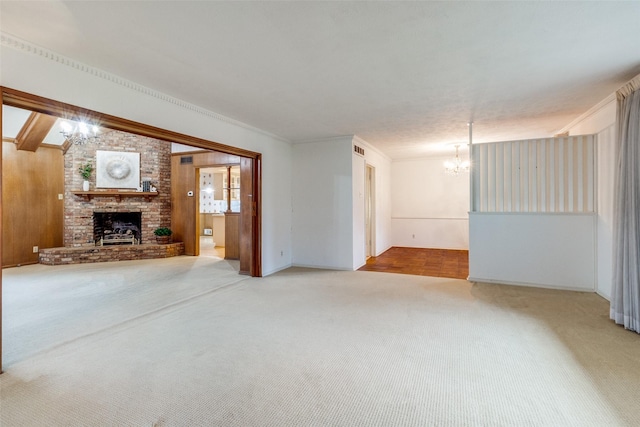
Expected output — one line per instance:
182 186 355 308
14 276 251 363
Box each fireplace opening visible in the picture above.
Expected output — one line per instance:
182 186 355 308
93 212 142 245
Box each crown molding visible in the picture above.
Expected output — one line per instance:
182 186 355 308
292 134 391 161
554 92 616 136
557 72 640 135
293 135 354 145
0 32 290 144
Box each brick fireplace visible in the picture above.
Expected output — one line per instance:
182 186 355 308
94 212 142 245
63 130 172 248
38 129 185 265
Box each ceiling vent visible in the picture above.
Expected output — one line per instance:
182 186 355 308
354 145 365 156
180 156 193 164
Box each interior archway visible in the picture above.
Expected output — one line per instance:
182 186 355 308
0 87 263 372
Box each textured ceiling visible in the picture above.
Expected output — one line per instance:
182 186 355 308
1 1 640 158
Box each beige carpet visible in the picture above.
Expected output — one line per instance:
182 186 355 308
1 260 640 426
1 256 241 366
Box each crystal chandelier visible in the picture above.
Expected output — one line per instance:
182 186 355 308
444 145 470 175
60 120 100 145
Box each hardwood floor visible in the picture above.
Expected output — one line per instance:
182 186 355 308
358 247 469 280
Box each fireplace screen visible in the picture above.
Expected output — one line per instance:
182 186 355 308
93 212 142 245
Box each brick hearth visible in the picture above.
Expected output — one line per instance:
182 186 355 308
39 243 185 266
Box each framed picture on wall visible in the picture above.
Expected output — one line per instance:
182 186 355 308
96 150 140 189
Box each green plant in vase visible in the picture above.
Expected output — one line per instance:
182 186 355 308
154 227 173 244
79 162 93 191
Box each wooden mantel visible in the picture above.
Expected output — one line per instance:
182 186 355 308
72 191 159 202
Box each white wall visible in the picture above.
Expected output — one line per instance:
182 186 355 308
391 156 469 249
0 37 293 276
469 213 596 291
352 153 366 269
564 96 617 300
261 141 294 275
593 125 615 300
292 137 354 270
291 135 392 271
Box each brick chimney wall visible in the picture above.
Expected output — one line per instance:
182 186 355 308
63 130 171 246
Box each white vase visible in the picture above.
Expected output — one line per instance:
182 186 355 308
82 180 90 191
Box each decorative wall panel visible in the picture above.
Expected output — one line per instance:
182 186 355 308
471 135 595 213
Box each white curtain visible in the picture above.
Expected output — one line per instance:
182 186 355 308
611 74 640 333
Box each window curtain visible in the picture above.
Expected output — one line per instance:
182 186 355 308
611 73 640 333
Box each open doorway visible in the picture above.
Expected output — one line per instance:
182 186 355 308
171 148 257 275
365 164 375 259
197 165 240 261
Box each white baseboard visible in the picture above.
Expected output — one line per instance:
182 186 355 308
262 263 293 276
291 263 352 271
468 277 596 293
596 290 611 302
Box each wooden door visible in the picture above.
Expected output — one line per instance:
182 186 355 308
239 157 254 275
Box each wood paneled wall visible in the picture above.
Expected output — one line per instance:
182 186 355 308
224 212 240 259
199 213 214 235
171 154 197 255
1 93 4 373
2 141 64 267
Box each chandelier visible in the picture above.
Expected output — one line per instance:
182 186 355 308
60 120 100 145
444 144 470 175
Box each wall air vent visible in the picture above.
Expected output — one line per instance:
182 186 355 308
354 145 365 156
180 156 193 164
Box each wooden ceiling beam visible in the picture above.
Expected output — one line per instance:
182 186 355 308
61 139 72 154
1 87 260 159
14 112 57 152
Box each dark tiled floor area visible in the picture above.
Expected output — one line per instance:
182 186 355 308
358 247 469 279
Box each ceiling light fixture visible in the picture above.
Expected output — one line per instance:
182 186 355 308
60 120 100 145
444 144 470 175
